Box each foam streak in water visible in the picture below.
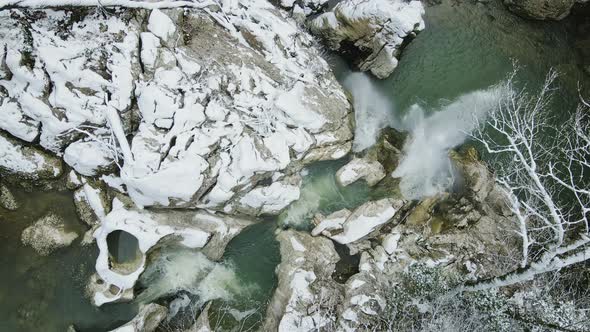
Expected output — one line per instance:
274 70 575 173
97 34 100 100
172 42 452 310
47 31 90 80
343 72 395 152
136 249 249 306
392 86 504 199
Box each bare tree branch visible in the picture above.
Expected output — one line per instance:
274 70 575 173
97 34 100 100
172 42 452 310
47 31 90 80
459 70 590 292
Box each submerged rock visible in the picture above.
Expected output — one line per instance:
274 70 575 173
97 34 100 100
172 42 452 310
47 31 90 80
110 303 168 332
21 213 78 256
310 0 425 78
0 183 19 210
504 0 580 20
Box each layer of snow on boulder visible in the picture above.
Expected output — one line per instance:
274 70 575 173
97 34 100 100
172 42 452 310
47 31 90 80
0 5 351 210
311 208 351 236
267 230 339 331
336 157 386 186
239 181 301 215
318 198 404 244
74 182 108 223
64 140 114 176
382 232 401 255
0 133 62 179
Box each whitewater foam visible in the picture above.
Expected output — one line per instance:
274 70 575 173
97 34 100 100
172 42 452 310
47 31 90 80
392 86 504 199
343 72 395 152
136 248 250 306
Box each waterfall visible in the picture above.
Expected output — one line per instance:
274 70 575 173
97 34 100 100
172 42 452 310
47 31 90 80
343 72 395 152
392 86 504 199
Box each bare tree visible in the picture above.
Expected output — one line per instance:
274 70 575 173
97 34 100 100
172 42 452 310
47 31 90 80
461 71 590 291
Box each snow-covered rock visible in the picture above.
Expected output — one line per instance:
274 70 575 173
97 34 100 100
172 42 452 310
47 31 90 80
110 303 168 332
313 198 404 244
64 140 115 177
0 97 40 142
311 208 351 236
279 0 329 17
336 157 386 187
73 182 110 226
237 176 302 215
21 213 78 255
0 132 62 180
263 230 342 331
382 232 401 255
1 5 353 210
92 199 252 305
0 10 140 153
310 0 425 79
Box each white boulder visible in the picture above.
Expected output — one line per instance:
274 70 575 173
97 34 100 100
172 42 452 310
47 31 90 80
237 176 302 215
336 157 386 187
64 140 114 176
313 198 404 244
0 183 18 210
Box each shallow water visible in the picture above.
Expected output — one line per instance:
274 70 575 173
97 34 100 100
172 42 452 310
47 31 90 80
2 1 589 330
0 187 137 332
279 159 373 229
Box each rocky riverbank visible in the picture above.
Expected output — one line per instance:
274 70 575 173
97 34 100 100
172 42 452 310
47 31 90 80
1 0 588 331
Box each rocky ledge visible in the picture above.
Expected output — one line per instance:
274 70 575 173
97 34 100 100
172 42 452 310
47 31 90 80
260 141 521 330
0 3 353 213
309 0 425 79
